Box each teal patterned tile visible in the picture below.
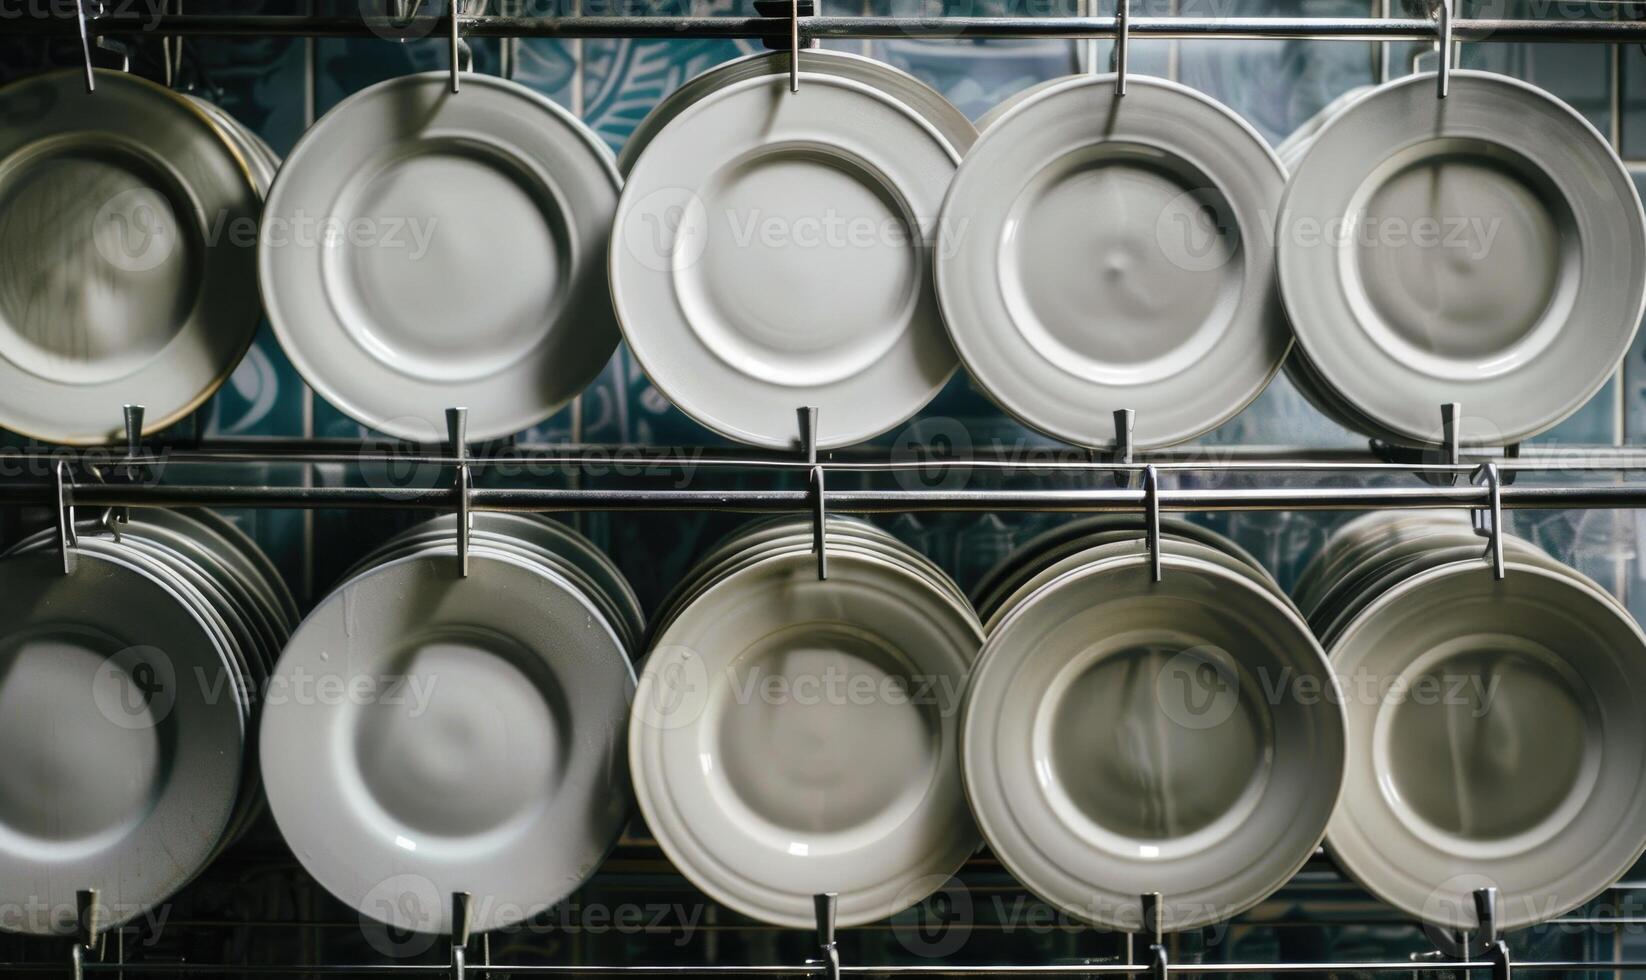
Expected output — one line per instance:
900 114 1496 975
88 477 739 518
1621 170 1646 443
863 0 1093 121
1629 43 1646 159
1176 0 1377 147
1463 42 1613 135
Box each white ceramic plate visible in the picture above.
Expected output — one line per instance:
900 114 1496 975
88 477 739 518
962 551 1345 931
1326 558 1646 931
0 68 261 444
355 524 639 654
0 549 245 935
261 546 634 936
649 517 967 642
612 72 961 450
261 72 621 443
617 49 976 175
970 514 1272 619
936 74 1290 450
376 512 643 648
631 547 982 927
982 533 1281 634
1279 70 1646 447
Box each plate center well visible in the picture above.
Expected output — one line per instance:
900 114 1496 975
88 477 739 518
712 624 940 839
0 140 203 385
328 139 570 384
1344 138 1578 380
350 630 566 842
1000 142 1243 386
0 629 163 847
1046 640 1270 844
677 145 918 386
1383 640 1594 845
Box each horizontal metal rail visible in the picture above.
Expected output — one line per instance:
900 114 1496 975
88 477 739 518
3 481 1643 513
0 959 1625 976
6 442 1646 474
3 11 1643 43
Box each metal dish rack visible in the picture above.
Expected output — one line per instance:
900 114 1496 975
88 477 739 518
5 3 1646 977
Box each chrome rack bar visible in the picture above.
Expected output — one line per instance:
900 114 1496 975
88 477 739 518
48 959 1646 975
6 481 1646 513
11 443 1646 474
10 11 1645 43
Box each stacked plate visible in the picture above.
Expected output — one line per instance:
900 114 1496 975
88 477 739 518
962 517 1345 931
0 510 294 935
261 72 621 444
187 94 282 194
616 49 977 176
936 74 1291 450
0 69 263 444
1299 511 1646 934
1279 70 1646 447
630 517 982 927
612 57 968 450
261 514 637 936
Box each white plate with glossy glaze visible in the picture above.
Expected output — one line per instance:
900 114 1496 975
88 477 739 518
1279 70 1646 448
962 551 1345 932
1325 558 1646 931
617 49 976 176
612 72 961 450
936 74 1290 450
0 69 261 444
0 549 246 935
262 546 635 936
261 72 621 443
631 546 982 927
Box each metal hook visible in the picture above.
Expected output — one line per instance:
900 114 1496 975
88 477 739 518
1472 462 1504 578
449 0 464 93
450 891 472 980
162 0 185 88
799 406 826 580
1434 0 1454 97
1111 408 1136 488
447 408 471 577
812 893 840 980
1112 0 1131 95
75 0 97 92
789 0 802 92
1143 465 1161 582
55 461 79 575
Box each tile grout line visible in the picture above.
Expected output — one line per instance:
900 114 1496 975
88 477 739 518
302 1 317 607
